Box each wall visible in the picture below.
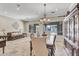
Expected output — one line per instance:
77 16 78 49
0 15 24 33
0 15 16 32
17 21 24 33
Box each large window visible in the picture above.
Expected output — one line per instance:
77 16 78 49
29 24 39 33
45 25 57 33
44 22 62 35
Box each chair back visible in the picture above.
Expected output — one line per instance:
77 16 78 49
53 35 56 45
46 34 56 45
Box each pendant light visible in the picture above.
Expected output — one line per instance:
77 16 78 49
40 3 50 24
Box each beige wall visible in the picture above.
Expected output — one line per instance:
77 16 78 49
0 15 24 33
17 21 24 33
0 15 16 32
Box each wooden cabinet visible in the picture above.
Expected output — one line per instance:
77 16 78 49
64 4 79 56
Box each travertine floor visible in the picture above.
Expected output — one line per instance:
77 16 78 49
0 37 30 56
55 35 67 56
0 36 67 56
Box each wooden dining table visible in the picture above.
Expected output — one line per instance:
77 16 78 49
31 37 48 56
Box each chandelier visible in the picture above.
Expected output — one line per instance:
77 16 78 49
40 4 50 24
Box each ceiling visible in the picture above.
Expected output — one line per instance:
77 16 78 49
0 3 72 21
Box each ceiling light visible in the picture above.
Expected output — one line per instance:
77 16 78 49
51 11 55 13
56 9 58 11
4 11 8 14
16 4 21 11
17 7 20 10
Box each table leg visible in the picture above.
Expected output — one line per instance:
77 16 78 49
30 41 32 56
51 48 55 56
51 49 53 56
3 47 5 54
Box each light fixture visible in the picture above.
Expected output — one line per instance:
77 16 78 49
48 19 50 21
55 9 58 11
40 4 50 24
16 4 21 11
4 11 8 15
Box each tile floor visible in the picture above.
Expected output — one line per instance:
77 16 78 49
0 37 30 56
0 36 67 56
55 35 67 56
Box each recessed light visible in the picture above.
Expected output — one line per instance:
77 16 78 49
51 11 55 13
56 9 58 11
17 7 20 11
4 11 8 14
